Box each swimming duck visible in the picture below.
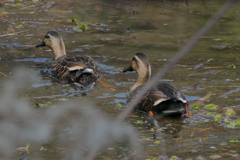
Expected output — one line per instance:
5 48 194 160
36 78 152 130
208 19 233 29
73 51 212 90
35 31 100 87
122 53 189 118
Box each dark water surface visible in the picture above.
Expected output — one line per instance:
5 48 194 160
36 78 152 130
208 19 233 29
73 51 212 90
0 0 240 159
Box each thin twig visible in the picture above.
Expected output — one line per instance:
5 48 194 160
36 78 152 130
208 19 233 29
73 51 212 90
0 30 29 38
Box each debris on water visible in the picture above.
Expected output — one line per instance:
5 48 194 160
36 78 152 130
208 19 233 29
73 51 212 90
188 70 218 76
225 109 236 116
0 30 29 38
209 155 221 159
16 144 31 155
230 138 239 143
212 45 228 49
195 156 207 160
0 18 16 25
193 63 204 70
23 21 49 24
18 158 29 160
91 23 108 27
42 1 56 9
40 146 47 151
218 87 240 98
63 127 72 133
227 64 236 69
135 120 144 124
213 38 223 41
101 37 111 41
129 17 140 20
70 48 83 52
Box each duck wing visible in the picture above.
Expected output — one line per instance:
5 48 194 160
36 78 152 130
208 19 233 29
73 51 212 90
52 55 100 87
128 83 187 115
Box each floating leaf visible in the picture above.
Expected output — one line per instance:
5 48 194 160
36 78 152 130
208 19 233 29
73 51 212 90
206 112 212 116
192 104 199 110
210 155 221 159
230 138 239 143
235 119 240 126
170 156 179 160
227 64 236 69
141 137 150 141
226 121 236 128
135 120 144 124
77 24 88 32
40 146 46 151
71 17 78 23
154 141 160 144
225 109 236 116
116 103 122 107
58 98 69 101
205 104 215 108
36 103 45 107
211 106 217 111
145 158 158 160
214 115 222 121
213 38 223 41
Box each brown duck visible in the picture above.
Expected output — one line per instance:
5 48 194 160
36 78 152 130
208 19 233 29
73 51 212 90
35 31 100 87
122 53 189 118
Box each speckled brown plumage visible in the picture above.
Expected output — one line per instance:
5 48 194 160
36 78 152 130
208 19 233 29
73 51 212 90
36 31 100 87
52 55 100 87
123 53 188 117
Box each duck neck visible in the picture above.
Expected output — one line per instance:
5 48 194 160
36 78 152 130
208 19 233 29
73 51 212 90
51 37 66 59
130 65 151 91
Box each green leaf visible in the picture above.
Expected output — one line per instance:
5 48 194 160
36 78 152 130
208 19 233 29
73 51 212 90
206 112 212 116
40 146 46 151
213 38 223 41
192 105 199 110
146 158 158 160
225 109 236 116
211 106 217 111
235 119 240 126
154 141 160 144
136 120 144 124
205 104 215 108
116 103 122 107
141 137 150 140
214 115 222 121
77 24 88 32
150 128 154 132
230 138 239 143
71 17 78 23
226 121 236 128
36 103 45 107
227 64 236 69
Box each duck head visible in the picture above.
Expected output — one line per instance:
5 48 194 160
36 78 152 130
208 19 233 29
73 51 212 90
123 53 151 91
35 31 66 59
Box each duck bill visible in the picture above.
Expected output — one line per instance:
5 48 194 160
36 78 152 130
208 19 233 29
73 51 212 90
122 66 133 72
35 42 45 47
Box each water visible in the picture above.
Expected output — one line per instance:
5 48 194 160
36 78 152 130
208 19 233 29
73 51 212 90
0 0 240 159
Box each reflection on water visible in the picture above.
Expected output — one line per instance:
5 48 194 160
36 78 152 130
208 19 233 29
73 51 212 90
0 0 240 159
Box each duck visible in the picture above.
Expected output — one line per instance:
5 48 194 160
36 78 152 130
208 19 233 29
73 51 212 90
35 31 100 87
122 53 189 118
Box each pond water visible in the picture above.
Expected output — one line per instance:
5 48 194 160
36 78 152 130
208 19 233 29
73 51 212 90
0 0 240 159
